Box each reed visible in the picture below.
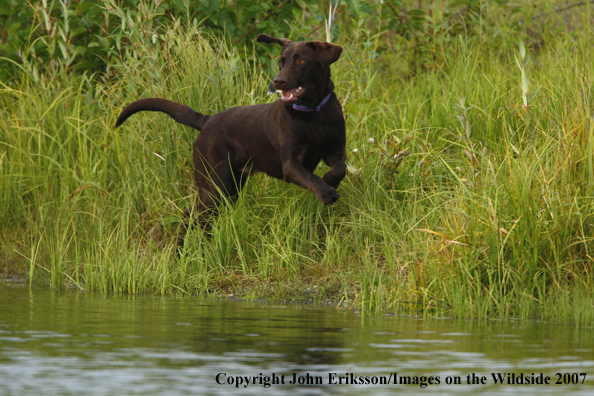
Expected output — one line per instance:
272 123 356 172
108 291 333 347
1 9 593 324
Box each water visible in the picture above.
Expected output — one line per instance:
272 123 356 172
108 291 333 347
0 285 593 395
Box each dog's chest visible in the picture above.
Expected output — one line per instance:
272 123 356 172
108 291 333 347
291 113 333 143
299 124 326 144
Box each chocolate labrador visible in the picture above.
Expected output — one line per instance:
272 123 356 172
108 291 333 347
115 34 346 244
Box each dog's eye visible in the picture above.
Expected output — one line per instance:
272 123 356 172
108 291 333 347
297 59 306 64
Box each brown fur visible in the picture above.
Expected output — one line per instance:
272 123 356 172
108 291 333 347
115 34 346 246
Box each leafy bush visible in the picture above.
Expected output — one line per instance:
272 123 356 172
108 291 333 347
1 0 523 84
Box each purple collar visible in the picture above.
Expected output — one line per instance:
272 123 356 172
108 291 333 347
292 93 332 112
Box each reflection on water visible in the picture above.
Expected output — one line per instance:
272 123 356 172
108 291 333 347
0 285 593 395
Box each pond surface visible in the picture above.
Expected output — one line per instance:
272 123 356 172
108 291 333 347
0 285 593 395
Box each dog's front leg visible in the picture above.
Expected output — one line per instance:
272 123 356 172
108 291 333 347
282 152 340 205
321 147 346 189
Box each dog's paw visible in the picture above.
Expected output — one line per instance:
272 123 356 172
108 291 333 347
318 185 340 205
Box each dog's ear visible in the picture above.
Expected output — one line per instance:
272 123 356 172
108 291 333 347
256 34 293 47
309 41 343 74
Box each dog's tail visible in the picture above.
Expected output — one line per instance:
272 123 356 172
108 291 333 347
115 98 209 130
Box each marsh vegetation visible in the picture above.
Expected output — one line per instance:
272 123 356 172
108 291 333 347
1 0 593 323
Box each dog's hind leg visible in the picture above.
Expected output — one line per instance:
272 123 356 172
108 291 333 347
176 184 226 250
179 139 237 238
177 208 192 250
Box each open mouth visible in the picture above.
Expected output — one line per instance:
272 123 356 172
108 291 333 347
280 86 305 102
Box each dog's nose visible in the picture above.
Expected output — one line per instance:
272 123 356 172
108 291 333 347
273 76 288 89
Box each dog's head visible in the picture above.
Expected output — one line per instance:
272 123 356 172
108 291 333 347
257 34 342 105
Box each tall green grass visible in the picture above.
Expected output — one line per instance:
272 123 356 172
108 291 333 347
1 19 593 323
